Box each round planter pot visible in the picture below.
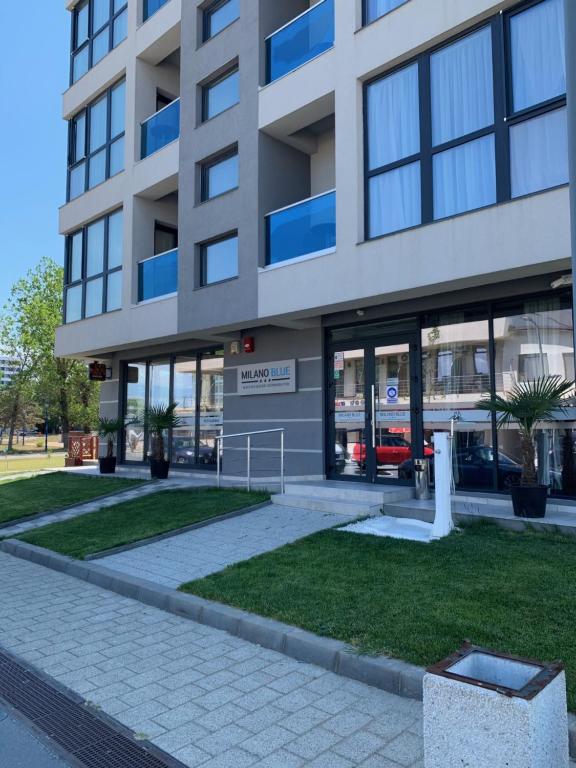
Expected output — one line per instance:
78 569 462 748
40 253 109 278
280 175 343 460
510 485 548 519
150 458 170 480
99 456 117 475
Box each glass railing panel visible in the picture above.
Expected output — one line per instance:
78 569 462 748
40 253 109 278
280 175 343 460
138 248 178 301
144 0 170 21
141 99 180 159
266 190 336 266
266 0 334 83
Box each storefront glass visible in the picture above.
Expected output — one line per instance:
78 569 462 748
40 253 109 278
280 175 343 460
124 363 146 462
172 358 197 466
199 352 224 467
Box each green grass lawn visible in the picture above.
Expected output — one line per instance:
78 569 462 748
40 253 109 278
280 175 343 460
0 454 66 474
181 522 576 711
0 472 144 525
18 488 270 559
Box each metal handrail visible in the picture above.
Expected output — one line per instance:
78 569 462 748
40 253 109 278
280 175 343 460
216 428 285 493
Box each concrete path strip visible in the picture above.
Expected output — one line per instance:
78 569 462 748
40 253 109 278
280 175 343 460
96 505 354 588
0 550 425 768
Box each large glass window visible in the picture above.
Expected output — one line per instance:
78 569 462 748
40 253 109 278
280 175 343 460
200 234 238 285
203 0 240 41
70 0 127 84
143 0 170 22
64 210 123 323
67 80 126 201
201 149 239 201
493 295 575 494
365 0 567 239
123 351 224 467
364 0 409 25
202 68 239 121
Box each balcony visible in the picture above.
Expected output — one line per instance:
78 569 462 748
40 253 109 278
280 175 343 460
141 98 180 159
266 0 334 84
138 248 178 301
143 0 170 22
266 190 336 266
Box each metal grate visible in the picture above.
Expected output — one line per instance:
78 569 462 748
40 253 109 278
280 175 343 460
0 649 186 768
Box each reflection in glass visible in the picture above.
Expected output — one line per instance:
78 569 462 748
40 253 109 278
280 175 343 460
369 163 421 237
422 312 494 490
85 277 103 318
365 0 408 24
332 349 366 479
510 107 568 198
204 71 239 120
141 99 180 159
125 364 146 462
148 362 171 459
199 354 224 466
205 0 240 39
433 135 496 219
267 191 335 265
172 359 197 466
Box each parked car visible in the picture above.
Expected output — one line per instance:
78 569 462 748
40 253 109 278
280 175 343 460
334 443 348 473
173 440 216 465
352 436 433 468
398 445 522 488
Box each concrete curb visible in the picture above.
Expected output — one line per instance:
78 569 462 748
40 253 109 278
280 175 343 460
84 501 272 559
0 478 152 533
2 538 575 757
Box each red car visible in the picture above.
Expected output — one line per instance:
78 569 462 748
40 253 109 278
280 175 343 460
352 436 433 467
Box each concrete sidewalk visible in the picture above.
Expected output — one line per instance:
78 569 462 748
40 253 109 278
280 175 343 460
0 551 423 767
97 504 353 588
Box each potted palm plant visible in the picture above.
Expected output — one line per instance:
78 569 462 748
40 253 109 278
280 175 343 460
476 376 574 518
144 402 182 480
97 416 126 474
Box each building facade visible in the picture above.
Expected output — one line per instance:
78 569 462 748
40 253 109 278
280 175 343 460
56 0 576 496
0 356 19 387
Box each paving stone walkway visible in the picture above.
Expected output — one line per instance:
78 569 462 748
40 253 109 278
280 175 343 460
97 505 353 588
0 478 209 538
0 552 423 767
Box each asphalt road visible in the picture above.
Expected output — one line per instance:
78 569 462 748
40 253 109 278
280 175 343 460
0 702 73 767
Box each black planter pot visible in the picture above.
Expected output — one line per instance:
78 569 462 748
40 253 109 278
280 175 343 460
99 456 117 475
150 458 170 480
510 484 548 519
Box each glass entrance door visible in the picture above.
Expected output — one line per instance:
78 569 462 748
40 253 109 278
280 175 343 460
329 335 422 484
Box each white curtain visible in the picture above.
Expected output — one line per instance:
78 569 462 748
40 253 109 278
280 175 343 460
366 0 408 24
511 107 568 198
86 219 105 277
369 162 421 237
89 96 108 150
367 63 419 170
431 26 494 146
433 135 496 220
511 0 566 113
107 211 124 269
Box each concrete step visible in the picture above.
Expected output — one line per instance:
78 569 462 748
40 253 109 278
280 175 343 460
271 493 380 517
283 482 413 505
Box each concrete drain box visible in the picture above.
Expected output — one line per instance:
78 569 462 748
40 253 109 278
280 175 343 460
423 643 569 768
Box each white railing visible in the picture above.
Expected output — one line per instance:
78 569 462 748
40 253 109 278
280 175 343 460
216 428 285 493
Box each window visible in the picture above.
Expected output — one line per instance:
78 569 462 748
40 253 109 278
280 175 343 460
64 210 123 323
364 0 409 25
200 234 238 285
144 0 170 22
508 0 568 198
201 149 239 201
154 223 178 255
365 0 567 240
202 68 239 121
68 80 125 201
203 0 239 41
70 0 127 84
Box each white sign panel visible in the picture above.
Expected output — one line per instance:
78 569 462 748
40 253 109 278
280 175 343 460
238 360 297 396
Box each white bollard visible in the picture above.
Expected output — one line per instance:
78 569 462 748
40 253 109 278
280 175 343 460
424 645 569 768
431 432 453 539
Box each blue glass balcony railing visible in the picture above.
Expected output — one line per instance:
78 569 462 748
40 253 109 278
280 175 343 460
138 248 178 302
266 190 336 266
141 99 180 159
266 0 334 84
144 0 170 22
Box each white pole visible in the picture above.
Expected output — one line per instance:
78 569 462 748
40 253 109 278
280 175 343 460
431 432 454 540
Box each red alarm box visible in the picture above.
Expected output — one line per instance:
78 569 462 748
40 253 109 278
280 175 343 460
243 336 255 354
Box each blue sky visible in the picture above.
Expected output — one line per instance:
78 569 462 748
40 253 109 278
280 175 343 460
0 4 70 307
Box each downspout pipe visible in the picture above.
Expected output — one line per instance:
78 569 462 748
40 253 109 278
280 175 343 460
565 0 576 355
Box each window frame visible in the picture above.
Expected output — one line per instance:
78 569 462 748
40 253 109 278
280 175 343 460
362 0 410 27
363 0 567 243
200 146 239 202
202 0 240 42
201 66 240 123
67 79 126 202
199 231 239 287
63 209 123 324
70 0 128 85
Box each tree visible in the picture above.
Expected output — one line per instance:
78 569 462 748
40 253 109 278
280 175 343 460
0 257 100 449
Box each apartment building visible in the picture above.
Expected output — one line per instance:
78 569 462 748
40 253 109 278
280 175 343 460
0 356 18 387
55 0 576 497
